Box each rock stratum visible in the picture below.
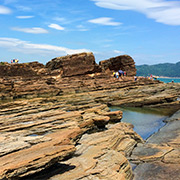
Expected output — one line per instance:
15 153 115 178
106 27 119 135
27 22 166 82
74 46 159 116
0 52 180 180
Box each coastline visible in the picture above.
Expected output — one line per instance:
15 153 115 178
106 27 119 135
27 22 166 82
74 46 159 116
158 76 180 79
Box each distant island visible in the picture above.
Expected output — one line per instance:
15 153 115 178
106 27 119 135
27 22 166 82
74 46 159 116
136 61 180 77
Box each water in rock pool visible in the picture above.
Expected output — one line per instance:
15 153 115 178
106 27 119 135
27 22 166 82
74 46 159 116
109 107 174 140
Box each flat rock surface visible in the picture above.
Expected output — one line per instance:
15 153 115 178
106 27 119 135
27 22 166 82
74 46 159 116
131 110 180 180
134 162 180 180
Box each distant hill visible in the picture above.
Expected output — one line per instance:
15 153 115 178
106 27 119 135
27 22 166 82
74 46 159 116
136 61 180 77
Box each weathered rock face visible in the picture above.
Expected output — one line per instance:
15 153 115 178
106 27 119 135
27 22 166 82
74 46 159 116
46 52 101 77
99 55 136 76
0 96 134 179
42 123 143 180
130 110 180 180
0 53 180 179
0 61 45 77
0 75 179 179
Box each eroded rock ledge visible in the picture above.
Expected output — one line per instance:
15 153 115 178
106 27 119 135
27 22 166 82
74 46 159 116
131 110 180 180
0 52 180 179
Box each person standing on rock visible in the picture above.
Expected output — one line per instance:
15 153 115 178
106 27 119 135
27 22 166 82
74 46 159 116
115 72 119 79
134 76 137 81
113 71 116 78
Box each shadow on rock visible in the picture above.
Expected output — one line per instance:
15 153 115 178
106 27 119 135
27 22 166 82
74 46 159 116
22 163 76 180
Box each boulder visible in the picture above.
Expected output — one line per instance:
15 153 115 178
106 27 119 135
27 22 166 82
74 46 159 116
46 52 101 77
99 55 136 76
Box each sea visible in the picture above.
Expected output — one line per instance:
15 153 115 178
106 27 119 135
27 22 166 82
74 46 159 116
157 77 180 83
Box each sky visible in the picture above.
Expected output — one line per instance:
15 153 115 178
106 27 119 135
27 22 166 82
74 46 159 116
0 0 180 65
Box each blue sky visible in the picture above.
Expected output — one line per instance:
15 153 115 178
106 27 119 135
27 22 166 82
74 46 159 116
0 0 180 65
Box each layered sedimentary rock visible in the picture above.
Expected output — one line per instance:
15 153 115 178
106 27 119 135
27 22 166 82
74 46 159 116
0 96 135 179
46 52 101 77
0 52 180 179
42 123 143 180
99 55 136 76
1 74 179 110
0 61 44 77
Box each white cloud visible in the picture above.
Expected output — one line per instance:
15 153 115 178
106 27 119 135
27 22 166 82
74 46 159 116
16 16 34 19
0 37 89 55
88 17 122 26
114 50 124 54
12 27 48 34
92 0 180 25
0 5 11 14
48 23 65 30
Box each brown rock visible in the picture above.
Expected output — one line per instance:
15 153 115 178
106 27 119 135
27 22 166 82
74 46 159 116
163 149 180 163
46 122 142 180
99 55 136 76
104 110 123 123
46 52 101 77
0 61 44 77
0 128 82 179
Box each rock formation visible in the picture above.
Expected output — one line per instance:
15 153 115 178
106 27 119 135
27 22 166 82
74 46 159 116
46 52 101 77
0 61 44 77
130 110 180 180
0 52 180 179
99 55 136 76
0 96 139 179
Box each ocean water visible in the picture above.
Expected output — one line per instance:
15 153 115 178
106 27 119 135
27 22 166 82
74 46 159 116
109 107 173 140
157 78 180 83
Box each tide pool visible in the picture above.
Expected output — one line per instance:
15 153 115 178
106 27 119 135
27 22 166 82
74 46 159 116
109 107 173 140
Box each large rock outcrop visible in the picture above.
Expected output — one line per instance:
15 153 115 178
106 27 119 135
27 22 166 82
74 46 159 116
0 53 180 179
99 55 136 76
0 61 44 77
46 52 101 77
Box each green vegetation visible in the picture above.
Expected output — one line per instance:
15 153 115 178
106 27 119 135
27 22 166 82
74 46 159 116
136 61 180 77
0 62 5 65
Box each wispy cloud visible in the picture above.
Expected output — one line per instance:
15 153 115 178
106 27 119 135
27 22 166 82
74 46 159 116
12 27 48 34
76 25 89 31
92 0 180 25
48 23 65 30
0 5 11 14
0 37 89 55
16 15 34 19
88 17 122 26
114 50 125 54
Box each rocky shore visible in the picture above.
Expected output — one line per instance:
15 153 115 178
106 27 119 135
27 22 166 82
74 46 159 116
131 110 180 180
0 52 180 179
